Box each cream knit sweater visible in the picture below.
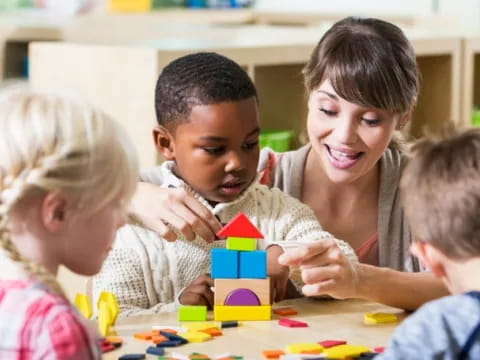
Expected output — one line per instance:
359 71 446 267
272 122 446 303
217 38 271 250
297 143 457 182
92 162 358 316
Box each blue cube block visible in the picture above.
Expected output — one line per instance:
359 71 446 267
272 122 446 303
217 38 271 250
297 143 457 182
239 250 266 278
211 248 238 278
146 346 165 355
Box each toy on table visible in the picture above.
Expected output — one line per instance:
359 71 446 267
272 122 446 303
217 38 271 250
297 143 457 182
74 291 119 337
212 212 271 321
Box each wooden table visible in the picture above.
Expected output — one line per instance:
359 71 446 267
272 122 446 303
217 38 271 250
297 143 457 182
103 298 406 359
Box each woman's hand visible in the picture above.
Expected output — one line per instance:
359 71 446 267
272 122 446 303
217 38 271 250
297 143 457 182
178 274 215 309
129 182 222 242
278 239 358 299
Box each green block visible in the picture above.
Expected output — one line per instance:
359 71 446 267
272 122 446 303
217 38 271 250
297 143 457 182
178 305 207 321
226 237 256 251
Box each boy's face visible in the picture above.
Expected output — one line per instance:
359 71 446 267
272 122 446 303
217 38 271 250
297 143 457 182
155 97 260 204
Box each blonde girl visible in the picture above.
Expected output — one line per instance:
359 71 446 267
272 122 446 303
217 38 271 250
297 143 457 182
0 87 138 359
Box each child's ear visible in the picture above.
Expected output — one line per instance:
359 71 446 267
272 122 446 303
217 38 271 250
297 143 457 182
396 108 412 131
410 242 446 278
41 192 68 232
152 125 175 160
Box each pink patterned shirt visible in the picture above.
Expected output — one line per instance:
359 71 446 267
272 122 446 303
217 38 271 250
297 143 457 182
0 279 101 360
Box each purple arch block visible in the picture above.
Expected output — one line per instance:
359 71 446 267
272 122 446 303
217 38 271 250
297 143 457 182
224 288 260 306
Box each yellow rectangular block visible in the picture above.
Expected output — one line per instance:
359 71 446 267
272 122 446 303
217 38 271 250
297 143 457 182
108 0 151 12
364 312 398 325
214 278 270 306
214 305 271 321
324 345 370 359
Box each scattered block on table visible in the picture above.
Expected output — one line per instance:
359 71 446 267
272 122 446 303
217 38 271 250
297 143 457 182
74 293 92 319
97 300 112 336
158 331 188 345
189 353 210 359
374 346 385 353
273 307 298 316
214 278 270 305
262 349 286 359
216 212 264 239
147 346 165 356
200 327 222 336
285 343 323 354
278 318 308 328
239 250 266 278
364 312 398 325
221 320 238 328
178 331 212 343
133 331 152 341
211 248 239 278
183 322 218 332
227 237 256 251
323 344 370 359
152 327 179 335
178 305 207 321
356 352 378 359
105 336 122 346
118 355 146 360
152 335 169 344
214 305 271 321
99 339 115 353
155 339 185 347
318 340 347 348
97 291 119 324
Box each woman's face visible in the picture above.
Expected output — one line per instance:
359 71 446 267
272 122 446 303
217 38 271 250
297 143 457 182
307 79 406 184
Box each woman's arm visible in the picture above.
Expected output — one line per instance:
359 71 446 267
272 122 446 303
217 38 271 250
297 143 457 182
129 182 221 242
279 242 449 311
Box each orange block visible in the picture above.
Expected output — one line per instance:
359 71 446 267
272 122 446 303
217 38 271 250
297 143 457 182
133 331 152 340
199 328 223 336
153 328 177 335
263 349 286 359
105 336 123 345
152 335 169 344
273 308 298 316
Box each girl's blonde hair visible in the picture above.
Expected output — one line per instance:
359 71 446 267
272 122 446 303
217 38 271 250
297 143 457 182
0 86 139 298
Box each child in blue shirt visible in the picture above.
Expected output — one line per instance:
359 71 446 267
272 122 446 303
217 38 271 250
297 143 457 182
378 128 480 359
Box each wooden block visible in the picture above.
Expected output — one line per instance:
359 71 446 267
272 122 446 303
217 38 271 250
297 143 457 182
278 318 308 328
97 301 112 337
221 320 238 328
182 322 218 332
97 291 119 324
74 293 92 319
146 346 165 356
214 278 270 305
133 331 152 341
323 345 370 359
285 343 323 354
178 305 207 321
108 0 151 12
227 237 256 251
214 305 271 321
262 350 285 359
211 248 239 279
151 335 169 344
118 355 146 360
364 312 398 325
273 307 298 316
217 212 264 239
374 346 385 353
200 328 223 336
239 250 266 278
318 340 347 348
178 331 212 343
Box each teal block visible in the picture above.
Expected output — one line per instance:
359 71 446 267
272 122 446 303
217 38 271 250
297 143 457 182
226 237 256 251
211 248 238 278
178 305 207 321
239 250 266 278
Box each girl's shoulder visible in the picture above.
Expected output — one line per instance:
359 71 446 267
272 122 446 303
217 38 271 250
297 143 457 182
0 279 100 359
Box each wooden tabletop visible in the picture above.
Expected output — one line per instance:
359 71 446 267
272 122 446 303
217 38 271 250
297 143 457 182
103 298 407 359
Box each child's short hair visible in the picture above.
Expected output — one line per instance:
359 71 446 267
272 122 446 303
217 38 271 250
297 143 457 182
303 16 419 116
400 127 480 259
0 85 139 296
154 52 257 128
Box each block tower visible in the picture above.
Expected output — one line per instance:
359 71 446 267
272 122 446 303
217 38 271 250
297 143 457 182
211 212 271 321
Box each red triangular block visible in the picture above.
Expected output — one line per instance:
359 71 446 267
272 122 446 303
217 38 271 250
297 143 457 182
217 212 264 239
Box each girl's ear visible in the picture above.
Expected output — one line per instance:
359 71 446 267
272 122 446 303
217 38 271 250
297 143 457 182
41 192 68 233
396 106 414 131
152 125 175 161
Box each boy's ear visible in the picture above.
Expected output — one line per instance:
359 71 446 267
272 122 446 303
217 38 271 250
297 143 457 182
41 192 68 233
152 125 175 160
410 242 446 278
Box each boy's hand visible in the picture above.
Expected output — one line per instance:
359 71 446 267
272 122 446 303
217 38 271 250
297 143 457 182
267 245 290 302
129 182 221 242
178 274 215 309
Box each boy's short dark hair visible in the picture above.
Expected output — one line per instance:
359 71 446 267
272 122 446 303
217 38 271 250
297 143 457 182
400 127 480 259
154 52 257 128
